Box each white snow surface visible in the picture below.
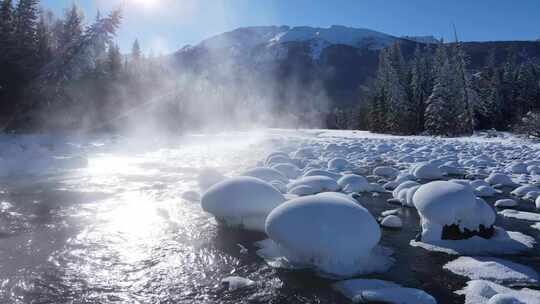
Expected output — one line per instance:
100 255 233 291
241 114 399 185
333 279 437 304
456 280 540 304
498 210 540 222
444 256 540 286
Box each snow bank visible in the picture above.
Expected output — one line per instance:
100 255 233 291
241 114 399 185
333 279 436 304
456 280 540 304
201 176 286 232
444 256 539 286
413 181 496 242
258 193 393 278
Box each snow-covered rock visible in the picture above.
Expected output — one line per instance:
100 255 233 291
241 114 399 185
241 167 288 183
498 210 540 222
201 176 286 232
337 174 371 193
380 215 403 228
475 185 498 197
259 193 393 278
411 162 443 180
328 157 350 171
536 196 540 209
511 185 540 197
392 181 420 203
288 176 340 194
303 169 342 180
221 276 255 291
494 199 517 208
486 173 516 187
413 181 496 242
508 162 529 174
456 280 540 304
444 256 539 286
373 166 399 178
271 163 301 179
333 279 436 304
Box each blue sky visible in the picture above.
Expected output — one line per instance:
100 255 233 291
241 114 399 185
41 0 540 54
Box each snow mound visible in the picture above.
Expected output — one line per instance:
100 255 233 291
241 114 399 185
373 166 400 178
476 185 498 197
288 176 340 194
328 157 350 171
333 279 436 304
411 162 443 180
381 215 403 228
221 276 255 291
456 280 540 304
241 167 288 183
201 176 286 232
444 256 539 286
410 227 535 255
511 185 540 197
272 163 300 179
259 193 393 278
486 173 516 187
413 181 496 242
337 174 371 193
303 169 342 180
392 181 420 204
495 199 518 208
499 210 540 222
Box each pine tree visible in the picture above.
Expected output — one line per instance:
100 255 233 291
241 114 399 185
425 59 454 136
36 11 52 66
131 38 141 62
13 0 40 59
107 43 122 78
410 44 434 133
452 41 474 135
59 4 83 50
0 0 14 57
515 62 540 118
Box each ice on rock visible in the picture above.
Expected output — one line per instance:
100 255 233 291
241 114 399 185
495 199 518 208
303 169 342 180
411 162 443 180
333 279 436 304
456 280 540 304
271 163 300 179
381 215 403 228
258 193 394 278
241 167 288 183
486 173 516 187
287 176 340 194
444 256 539 286
201 176 286 232
338 174 371 193
221 276 255 291
373 166 400 178
413 181 496 242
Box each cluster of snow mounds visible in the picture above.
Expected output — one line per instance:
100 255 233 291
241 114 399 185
201 176 286 232
413 181 496 242
333 279 436 304
456 280 540 304
257 193 394 278
410 162 443 180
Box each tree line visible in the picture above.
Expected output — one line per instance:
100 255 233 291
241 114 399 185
361 40 540 137
0 0 185 133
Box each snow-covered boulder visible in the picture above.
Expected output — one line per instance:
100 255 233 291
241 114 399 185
201 176 286 232
507 162 528 174
288 185 316 196
413 181 496 242
221 276 255 291
494 199 517 208
333 279 436 304
303 169 341 180
456 280 540 304
328 157 350 171
271 163 300 179
511 185 540 197
373 166 399 178
392 181 420 203
381 215 403 228
337 174 371 193
411 162 443 180
241 167 288 183
485 173 516 187
288 176 340 194
404 185 421 207
260 193 393 277
475 185 498 197
536 196 540 209
523 191 540 201
265 153 292 166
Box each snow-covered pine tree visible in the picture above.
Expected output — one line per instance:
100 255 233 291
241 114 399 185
451 39 474 135
515 62 540 118
59 4 83 51
36 11 52 67
107 43 122 79
410 44 434 133
13 0 39 62
484 69 505 129
425 58 454 136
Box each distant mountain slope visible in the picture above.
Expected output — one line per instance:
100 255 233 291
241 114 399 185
172 26 540 109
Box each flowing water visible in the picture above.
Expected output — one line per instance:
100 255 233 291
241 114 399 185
0 130 539 304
